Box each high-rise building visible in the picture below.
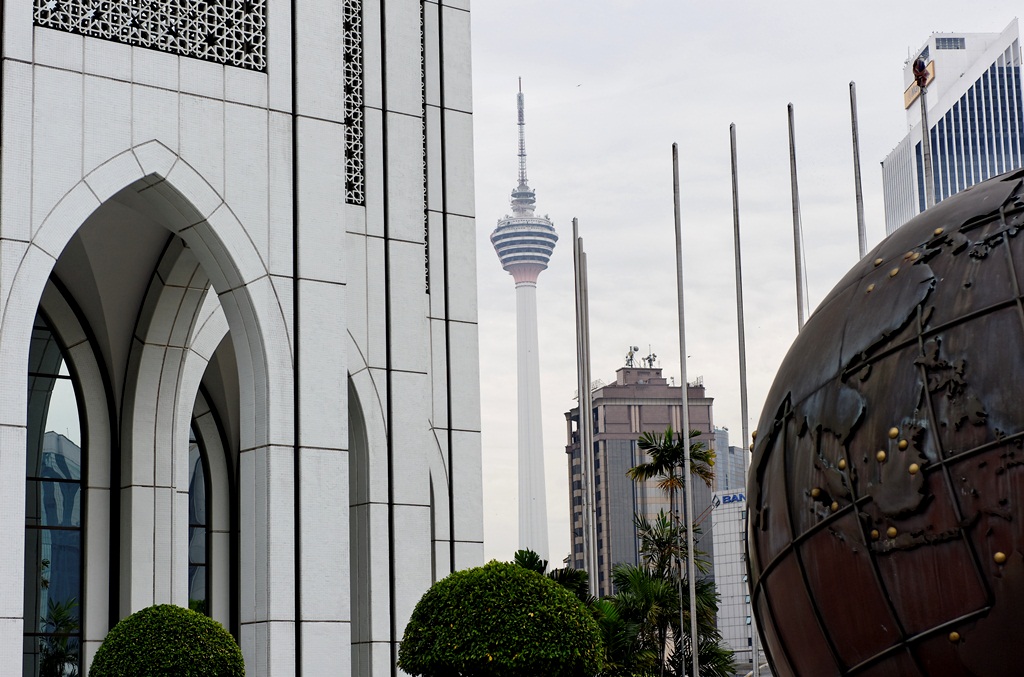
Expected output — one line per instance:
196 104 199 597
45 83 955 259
711 488 762 674
491 85 558 560
565 363 715 597
882 19 1023 234
713 427 748 493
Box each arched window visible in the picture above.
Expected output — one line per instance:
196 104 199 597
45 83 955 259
188 425 209 615
24 314 83 676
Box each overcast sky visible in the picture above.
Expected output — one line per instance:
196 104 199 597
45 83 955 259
470 2 1017 564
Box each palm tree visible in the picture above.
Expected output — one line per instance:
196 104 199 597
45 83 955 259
625 428 735 677
628 426 716 495
610 563 678 676
513 548 593 604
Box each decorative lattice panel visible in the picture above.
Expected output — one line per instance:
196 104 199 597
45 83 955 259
421 1 429 292
33 0 267 71
343 0 365 206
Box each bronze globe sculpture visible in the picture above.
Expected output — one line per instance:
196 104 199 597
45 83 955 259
749 169 1024 676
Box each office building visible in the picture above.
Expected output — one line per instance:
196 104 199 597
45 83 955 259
565 362 715 597
8 2 482 675
713 428 748 493
711 488 763 675
491 85 558 560
882 19 1023 234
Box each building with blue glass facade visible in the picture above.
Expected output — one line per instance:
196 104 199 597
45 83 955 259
882 20 1023 234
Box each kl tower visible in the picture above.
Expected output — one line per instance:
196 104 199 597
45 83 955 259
491 81 557 561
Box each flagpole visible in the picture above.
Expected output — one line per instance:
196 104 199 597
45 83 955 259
787 103 807 331
849 82 868 260
730 123 761 677
572 219 599 596
672 142 700 677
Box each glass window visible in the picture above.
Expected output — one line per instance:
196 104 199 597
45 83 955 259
188 426 209 615
935 37 965 50
24 316 83 677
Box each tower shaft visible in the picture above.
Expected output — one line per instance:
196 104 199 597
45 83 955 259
515 282 549 559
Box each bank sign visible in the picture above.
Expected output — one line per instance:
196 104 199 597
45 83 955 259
712 492 746 508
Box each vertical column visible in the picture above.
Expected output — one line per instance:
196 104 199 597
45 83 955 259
292 0 351 672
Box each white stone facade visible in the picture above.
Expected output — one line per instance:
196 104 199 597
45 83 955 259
3 1 481 675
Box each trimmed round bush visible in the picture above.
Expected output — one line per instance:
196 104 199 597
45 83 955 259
398 560 604 676
90 604 244 676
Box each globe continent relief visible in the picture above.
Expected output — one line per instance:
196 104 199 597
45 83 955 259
749 169 1024 676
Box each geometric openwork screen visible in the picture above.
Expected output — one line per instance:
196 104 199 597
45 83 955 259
343 0 365 206
33 0 267 72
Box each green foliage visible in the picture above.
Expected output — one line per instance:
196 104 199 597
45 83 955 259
39 597 80 677
398 560 604 676
630 427 716 492
514 548 592 605
512 549 547 575
90 604 244 677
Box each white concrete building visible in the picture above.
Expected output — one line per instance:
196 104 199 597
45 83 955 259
711 489 756 673
881 19 1023 234
8 2 482 676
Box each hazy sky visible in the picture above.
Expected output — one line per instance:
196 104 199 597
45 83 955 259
471 2 1017 564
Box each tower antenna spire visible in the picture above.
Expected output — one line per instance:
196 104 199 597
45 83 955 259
517 77 528 188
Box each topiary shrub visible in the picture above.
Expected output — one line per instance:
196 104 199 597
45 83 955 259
398 560 604 676
90 604 244 677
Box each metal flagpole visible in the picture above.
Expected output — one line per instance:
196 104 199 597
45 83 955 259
730 124 760 676
849 82 868 260
672 143 699 677
580 246 598 589
787 103 807 331
914 58 936 210
572 219 599 597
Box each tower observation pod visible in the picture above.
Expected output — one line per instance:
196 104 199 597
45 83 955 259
491 82 557 561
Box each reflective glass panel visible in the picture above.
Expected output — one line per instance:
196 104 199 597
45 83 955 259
24 317 82 677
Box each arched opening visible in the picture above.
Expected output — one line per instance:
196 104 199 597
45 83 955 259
24 312 84 677
9 154 289 674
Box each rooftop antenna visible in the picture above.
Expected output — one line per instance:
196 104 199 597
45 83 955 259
517 77 528 189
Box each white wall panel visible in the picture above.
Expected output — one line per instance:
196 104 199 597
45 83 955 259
443 214 477 323
296 117 346 284
132 47 178 90
385 113 427 244
389 370 431 507
440 6 473 113
383 1 424 117
225 103 271 262
180 94 226 197
446 319 481 432
34 26 83 72
2 62 35 242
267 111 294 277
442 109 475 217
226 68 269 109
298 279 347 447
181 57 225 100
299 448 350 621
294 0 345 122
387 240 429 374
83 37 132 81
451 429 484 543
132 84 179 152
32 66 85 234
83 76 134 175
